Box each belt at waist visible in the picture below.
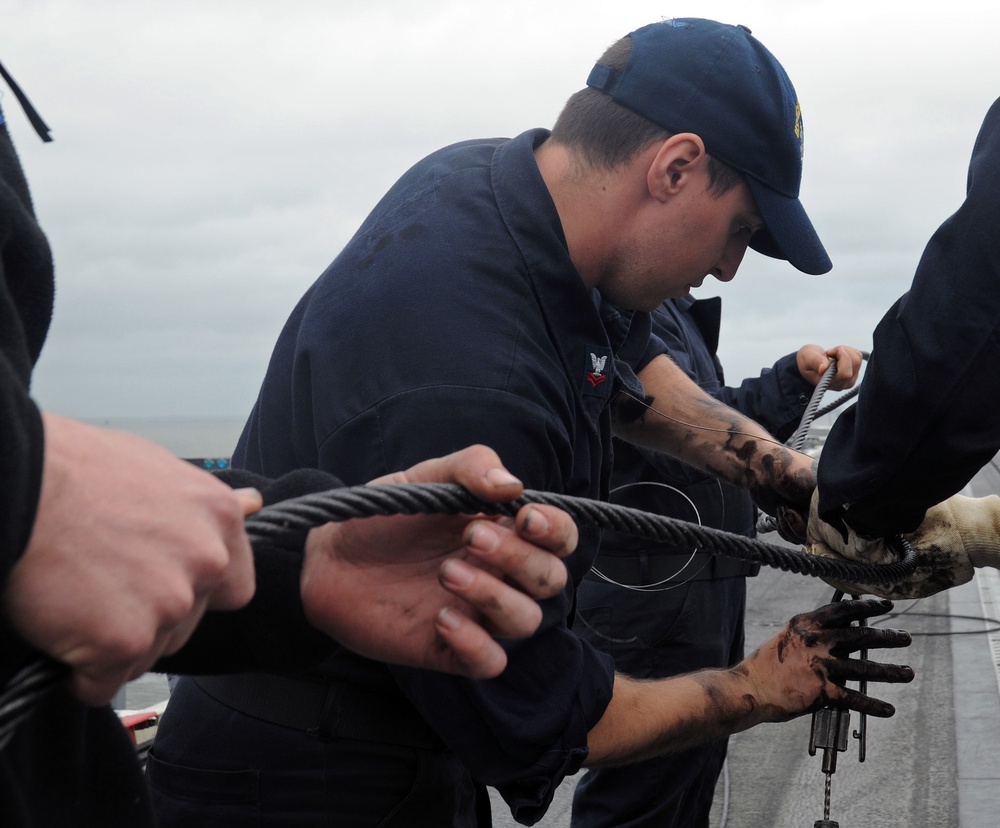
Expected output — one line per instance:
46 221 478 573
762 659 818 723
587 550 759 586
192 672 444 752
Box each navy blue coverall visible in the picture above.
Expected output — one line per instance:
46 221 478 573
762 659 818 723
149 129 661 827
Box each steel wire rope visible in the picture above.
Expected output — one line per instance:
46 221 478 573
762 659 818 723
785 350 869 452
241 481 917 583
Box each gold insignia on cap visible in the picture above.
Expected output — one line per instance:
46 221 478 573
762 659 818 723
794 101 804 157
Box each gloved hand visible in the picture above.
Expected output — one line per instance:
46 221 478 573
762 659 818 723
806 492 1000 599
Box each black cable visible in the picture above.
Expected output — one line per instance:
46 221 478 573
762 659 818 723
244 482 917 584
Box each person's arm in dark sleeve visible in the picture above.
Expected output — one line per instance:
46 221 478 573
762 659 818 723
0 109 54 685
818 96 1000 537
155 468 341 676
647 297 811 443
0 376 44 686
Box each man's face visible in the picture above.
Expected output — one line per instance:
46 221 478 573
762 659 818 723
600 168 763 311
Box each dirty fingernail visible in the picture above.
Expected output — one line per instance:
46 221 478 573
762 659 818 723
442 558 475 587
522 507 550 537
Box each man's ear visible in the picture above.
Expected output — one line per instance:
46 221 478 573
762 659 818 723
647 133 707 202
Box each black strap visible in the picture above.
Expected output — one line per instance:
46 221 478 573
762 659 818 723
193 673 444 752
0 60 52 142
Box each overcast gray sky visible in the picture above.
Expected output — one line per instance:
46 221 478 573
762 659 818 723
5 0 998 421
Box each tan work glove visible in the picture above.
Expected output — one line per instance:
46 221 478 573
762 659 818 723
806 492 1000 599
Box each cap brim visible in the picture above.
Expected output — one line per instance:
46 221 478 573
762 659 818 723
746 178 832 275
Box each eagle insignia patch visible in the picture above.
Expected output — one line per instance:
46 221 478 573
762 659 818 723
582 345 613 398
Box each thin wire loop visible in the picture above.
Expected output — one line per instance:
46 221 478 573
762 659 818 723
589 481 708 591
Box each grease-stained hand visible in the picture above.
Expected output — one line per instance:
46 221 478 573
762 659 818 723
743 598 913 721
300 445 577 679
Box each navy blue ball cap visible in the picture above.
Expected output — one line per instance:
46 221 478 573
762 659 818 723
586 18 832 275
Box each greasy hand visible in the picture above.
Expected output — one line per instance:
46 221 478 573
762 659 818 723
796 344 864 390
301 445 576 679
747 446 816 543
743 598 913 721
805 492 995 599
2 414 258 706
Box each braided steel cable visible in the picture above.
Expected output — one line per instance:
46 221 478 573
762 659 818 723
810 385 861 423
785 351 869 453
245 482 915 583
787 362 839 452
785 351 871 451
798 350 870 435
2 472 914 754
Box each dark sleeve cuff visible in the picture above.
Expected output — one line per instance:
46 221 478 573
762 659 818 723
156 467 345 675
388 615 615 822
